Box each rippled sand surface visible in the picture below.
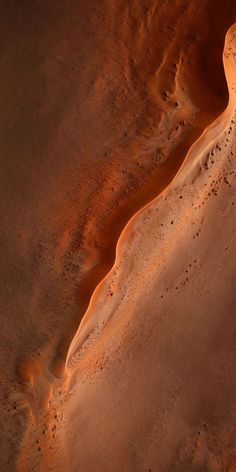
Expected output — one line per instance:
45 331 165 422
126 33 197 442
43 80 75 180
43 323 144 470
1 1 236 470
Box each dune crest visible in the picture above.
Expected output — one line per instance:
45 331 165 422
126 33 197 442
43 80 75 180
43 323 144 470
15 19 236 472
66 23 236 368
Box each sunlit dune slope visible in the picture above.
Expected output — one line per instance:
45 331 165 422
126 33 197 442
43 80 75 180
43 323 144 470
19 16 236 472
0 0 236 470
56 23 236 472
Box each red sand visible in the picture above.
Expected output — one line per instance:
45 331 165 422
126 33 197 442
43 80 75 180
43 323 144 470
0 1 236 470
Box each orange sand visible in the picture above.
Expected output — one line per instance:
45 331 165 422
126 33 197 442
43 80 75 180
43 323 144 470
0 1 236 471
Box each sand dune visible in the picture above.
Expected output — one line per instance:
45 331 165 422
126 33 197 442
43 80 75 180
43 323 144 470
66 23 236 367
0 1 236 471
56 22 236 471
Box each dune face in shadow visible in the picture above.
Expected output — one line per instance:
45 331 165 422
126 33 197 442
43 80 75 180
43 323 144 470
58 23 236 472
0 1 236 470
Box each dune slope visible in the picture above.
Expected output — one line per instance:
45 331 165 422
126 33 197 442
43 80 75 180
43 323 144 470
18 17 236 472
0 1 236 471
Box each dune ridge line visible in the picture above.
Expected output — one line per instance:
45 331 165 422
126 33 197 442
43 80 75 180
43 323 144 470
65 22 236 369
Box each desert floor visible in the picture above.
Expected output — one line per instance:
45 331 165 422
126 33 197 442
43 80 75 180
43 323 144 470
1 1 236 471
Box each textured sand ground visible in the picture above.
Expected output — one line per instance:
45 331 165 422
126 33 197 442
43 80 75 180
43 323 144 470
0 1 236 471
